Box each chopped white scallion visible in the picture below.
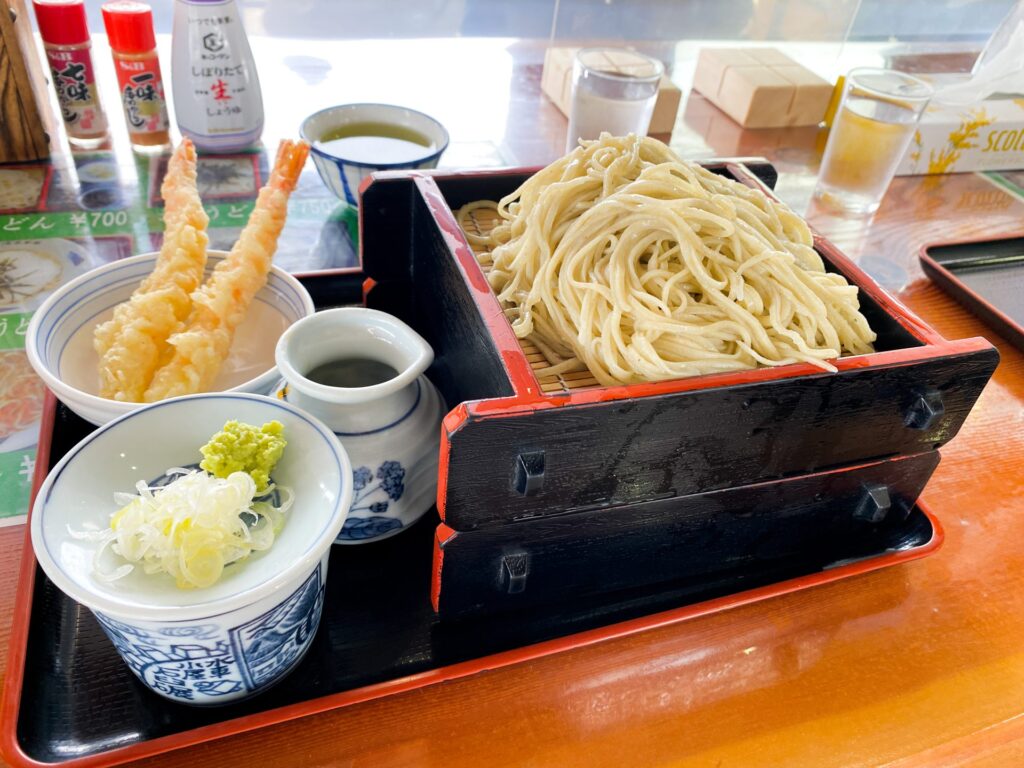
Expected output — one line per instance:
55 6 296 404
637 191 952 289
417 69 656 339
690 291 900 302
84 468 292 589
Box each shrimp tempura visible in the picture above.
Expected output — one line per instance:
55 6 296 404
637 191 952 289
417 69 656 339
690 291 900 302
94 139 209 401
143 140 309 402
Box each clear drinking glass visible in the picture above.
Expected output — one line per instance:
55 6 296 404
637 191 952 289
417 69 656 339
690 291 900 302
566 48 664 152
813 68 933 215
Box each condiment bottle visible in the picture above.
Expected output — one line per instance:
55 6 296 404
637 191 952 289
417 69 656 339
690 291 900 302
101 0 171 151
32 0 109 148
171 0 264 152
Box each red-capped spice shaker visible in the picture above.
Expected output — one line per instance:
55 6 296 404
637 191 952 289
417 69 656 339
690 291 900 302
101 1 171 151
32 0 109 148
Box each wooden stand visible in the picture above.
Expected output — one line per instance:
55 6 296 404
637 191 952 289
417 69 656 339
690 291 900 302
0 0 50 162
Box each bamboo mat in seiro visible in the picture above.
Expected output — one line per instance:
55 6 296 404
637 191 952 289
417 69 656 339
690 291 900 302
459 205 600 394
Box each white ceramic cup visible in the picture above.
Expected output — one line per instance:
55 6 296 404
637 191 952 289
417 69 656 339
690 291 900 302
31 393 352 704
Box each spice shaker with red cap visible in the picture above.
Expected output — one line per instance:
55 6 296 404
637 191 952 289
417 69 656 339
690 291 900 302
32 0 109 148
101 0 171 151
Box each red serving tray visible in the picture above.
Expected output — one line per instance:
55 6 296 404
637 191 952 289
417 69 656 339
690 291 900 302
0 389 944 768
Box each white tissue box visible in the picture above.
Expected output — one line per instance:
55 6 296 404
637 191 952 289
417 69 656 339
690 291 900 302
896 95 1024 175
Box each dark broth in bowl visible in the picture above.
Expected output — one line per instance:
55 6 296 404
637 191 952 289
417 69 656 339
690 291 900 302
306 358 399 388
315 122 435 164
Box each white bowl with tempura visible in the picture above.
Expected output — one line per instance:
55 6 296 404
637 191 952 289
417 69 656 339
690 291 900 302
26 251 315 425
26 139 314 426
30 392 352 704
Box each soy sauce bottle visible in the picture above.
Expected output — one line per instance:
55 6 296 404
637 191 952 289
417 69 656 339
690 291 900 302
170 0 264 152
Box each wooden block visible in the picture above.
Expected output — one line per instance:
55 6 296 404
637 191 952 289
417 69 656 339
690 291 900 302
773 65 833 126
0 0 50 162
602 49 660 78
692 48 759 101
746 47 796 68
540 47 575 116
649 76 682 135
721 65 791 128
692 46 833 128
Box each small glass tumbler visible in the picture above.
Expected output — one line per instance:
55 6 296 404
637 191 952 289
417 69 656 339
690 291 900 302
813 68 933 215
566 48 664 152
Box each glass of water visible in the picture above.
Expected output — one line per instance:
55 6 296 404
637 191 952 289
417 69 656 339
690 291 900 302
566 48 664 152
813 68 933 215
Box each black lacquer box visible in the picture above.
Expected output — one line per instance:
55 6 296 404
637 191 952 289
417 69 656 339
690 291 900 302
359 162 997 617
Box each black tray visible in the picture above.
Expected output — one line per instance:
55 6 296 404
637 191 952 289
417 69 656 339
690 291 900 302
14 414 938 766
921 236 1024 352
3 271 943 767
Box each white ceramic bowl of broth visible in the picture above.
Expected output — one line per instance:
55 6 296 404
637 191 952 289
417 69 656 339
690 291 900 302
300 103 449 205
30 393 352 704
26 251 314 426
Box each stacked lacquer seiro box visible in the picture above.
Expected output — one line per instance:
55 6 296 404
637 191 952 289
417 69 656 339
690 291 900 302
359 161 997 619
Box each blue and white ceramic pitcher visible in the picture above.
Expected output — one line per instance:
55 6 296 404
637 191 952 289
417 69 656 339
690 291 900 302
275 308 445 543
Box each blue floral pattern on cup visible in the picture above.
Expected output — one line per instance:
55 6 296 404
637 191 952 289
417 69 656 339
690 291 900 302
94 563 324 702
341 515 403 540
340 460 406 541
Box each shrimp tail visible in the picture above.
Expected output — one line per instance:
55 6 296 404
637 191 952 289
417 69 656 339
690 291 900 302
269 139 308 192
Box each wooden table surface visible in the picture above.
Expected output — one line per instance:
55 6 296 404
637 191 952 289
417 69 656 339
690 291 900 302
3 35 1024 767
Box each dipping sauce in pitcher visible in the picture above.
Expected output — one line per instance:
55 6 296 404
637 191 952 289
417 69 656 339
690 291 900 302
305 358 399 388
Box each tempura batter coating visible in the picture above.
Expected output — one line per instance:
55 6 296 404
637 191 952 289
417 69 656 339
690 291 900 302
94 140 209 401
143 140 309 402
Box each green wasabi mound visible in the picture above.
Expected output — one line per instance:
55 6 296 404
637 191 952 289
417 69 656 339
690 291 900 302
199 420 286 493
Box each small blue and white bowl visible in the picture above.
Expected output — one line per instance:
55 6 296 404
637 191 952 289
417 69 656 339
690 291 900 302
26 251 315 426
30 393 352 705
300 103 449 205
